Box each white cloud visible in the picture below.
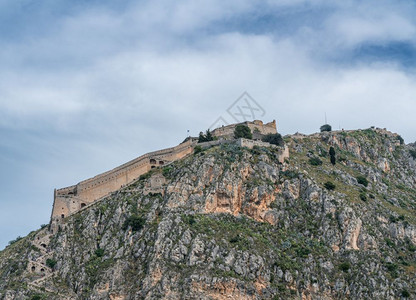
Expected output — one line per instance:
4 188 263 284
2 0 416 249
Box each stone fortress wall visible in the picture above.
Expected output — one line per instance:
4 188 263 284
50 120 283 231
50 140 195 231
211 120 277 139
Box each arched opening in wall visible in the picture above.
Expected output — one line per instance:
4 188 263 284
151 166 156 169
159 161 164 165
41 243 47 248
40 268 45 273
61 214 65 219
150 159 156 164
31 266 36 272
81 203 86 208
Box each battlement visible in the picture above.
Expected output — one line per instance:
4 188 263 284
49 120 283 233
50 139 195 232
211 120 277 139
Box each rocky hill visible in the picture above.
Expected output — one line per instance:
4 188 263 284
1 128 415 299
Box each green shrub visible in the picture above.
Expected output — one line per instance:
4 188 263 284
94 248 104 257
229 235 239 244
46 258 57 269
234 125 252 139
183 215 196 226
281 170 299 179
389 215 398 223
262 133 284 146
139 172 152 181
296 247 311 258
324 181 336 190
198 129 214 143
162 166 172 177
123 215 145 231
194 145 203 154
339 262 350 272
385 238 394 247
401 290 410 298
338 155 347 162
359 192 367 202
356 176 368 187
309 157 323 166
409 149 416 159
8 236 23 245
385 262 398 277
320 124 332 132
397 135 404 145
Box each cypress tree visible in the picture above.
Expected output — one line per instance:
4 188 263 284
329 147 336 165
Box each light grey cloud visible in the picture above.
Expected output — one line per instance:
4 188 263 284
2 0 416 249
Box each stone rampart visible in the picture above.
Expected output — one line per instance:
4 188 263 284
50 120 286 232
50 139 196 231
212 120 277 139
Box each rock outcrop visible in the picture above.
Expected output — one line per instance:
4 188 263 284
0 128 415 299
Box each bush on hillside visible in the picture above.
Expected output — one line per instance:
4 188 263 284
198 130 214 143
356 176 369 187
46 258 57 269
397 135 404 145
324 181 336 190
309 157 323 166
262 133 284 146
194 145 203 154
234 125 253 139
123 215 145 231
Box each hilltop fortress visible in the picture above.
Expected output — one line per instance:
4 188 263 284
50 120 288 232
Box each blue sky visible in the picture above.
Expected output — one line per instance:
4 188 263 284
1 0 416 249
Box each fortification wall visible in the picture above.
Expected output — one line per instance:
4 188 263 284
212 120 277 139
50 140 195 230
50 120 285 233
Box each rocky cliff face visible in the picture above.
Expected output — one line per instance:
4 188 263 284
1 128 415 299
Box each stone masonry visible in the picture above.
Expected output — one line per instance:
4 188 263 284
49 120 282 232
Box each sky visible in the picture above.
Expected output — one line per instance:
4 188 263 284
1 0 416 249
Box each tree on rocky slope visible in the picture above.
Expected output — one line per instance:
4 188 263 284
234 124 252 139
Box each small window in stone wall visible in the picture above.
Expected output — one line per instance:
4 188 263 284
61 214 65 218
31 266 35 272
81 203 86 208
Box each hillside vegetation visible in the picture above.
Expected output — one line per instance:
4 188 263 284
1 128 415 299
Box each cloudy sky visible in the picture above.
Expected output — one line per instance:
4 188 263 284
1 0 416 249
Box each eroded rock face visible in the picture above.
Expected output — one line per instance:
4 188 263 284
1 130 416 299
